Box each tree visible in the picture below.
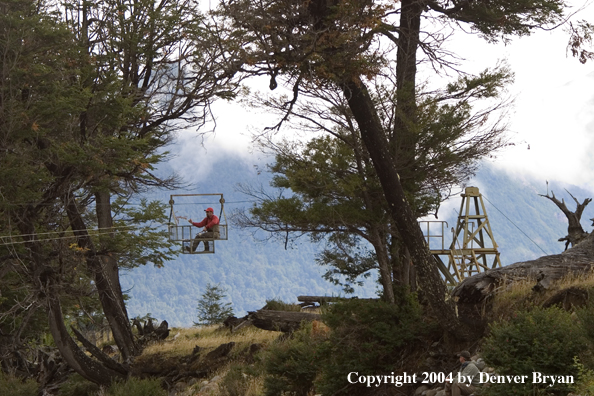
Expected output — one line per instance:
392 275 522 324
568 20 594 63
540 190 592 250
0 0 238 384
194 283 234 326
217 0 566 337
236 75 511 301
0 0 112 381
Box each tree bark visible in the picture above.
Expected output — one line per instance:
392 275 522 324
46 292 125 385
350 126 396 303
369 228 396 303
393 0 421 156
63 191 138 363
71 327 128 375
94 191 139 361
341 77 471 339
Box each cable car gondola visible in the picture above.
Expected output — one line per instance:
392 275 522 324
168 193 228 254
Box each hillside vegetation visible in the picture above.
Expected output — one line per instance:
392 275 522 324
5 273 594 396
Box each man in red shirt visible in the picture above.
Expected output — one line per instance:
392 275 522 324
186 207 220 253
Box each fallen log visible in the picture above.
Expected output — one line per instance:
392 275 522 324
223 315 253 332
452 232 594 329
247 310 321 333
297 295 379 307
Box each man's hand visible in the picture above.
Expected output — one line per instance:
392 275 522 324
188 219 193 223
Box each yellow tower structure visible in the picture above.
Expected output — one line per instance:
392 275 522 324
446 186 501 283
422 186 502 285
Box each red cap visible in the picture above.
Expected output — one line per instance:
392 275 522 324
205 207 215 212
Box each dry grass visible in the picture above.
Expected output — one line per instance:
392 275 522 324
140 325 281 359
129 325 282 396
133 325 282 396
210 363 267 396
489 277 538 320
489 270 594 321
262 299 303 312
558 269 594 289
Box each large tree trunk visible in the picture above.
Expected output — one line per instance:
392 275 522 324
393 0 423 201
46 288 125 385
94 191 139 361
63 191 138 364
369 228 396 303
350 127 396 303
341 77 471 340
75 4 138 363
393 0 421 150
453 232 594 331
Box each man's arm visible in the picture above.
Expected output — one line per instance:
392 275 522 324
189 218 207 227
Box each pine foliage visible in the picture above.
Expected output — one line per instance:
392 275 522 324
194 283 234 326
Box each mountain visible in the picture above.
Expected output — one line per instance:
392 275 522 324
121 151 594 327
120 154 378 327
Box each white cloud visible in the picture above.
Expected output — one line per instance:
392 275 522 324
439 4 594 188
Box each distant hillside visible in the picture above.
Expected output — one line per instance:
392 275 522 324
120 154 378 327
121 152 594 327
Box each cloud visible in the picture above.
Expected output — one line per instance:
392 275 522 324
494 70 594 188
437 5 594 191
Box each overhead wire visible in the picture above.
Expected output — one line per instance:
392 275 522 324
0 223 140 240
0 225 167 247
0 201 250 247
0 194 550 254
167 200 257 205
481 194 550 256
0 199 258 207
0 190 553 257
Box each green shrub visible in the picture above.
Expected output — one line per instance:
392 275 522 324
263 323 323 396
261 289 434 396
0 372 37 396
571 357 594 396
58 373 100 396
315 289 433 396
262 299 302 312
222 362 264 396
482 306 589 396
105 377 166 396
576 297 594 344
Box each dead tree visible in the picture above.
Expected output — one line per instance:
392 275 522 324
132 319 170 342
540 190 592 250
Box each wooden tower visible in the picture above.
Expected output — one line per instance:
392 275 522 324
421 186 502 285
446 186 501 283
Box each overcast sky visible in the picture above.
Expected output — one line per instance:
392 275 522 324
170 1 594 191
450 2 594 190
